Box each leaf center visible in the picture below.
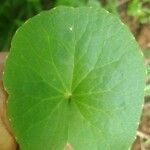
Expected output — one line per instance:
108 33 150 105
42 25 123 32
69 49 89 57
65 92 72 103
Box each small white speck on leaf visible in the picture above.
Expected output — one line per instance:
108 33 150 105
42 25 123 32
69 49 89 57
24 20 29 24
69 27 73 31
2 71 4 75
121 22 125 26
133 36 136 40
105 10 109 14
128 147 131 150
140 51 144 57
9 118 11 122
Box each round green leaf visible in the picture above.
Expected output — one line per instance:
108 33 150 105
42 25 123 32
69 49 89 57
3 6 145 150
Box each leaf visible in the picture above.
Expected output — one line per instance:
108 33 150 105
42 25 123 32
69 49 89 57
127 0 143 17
104 0 119 16
3 6 145 150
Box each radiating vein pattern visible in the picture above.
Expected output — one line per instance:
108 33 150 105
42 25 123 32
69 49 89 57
3 6 145 150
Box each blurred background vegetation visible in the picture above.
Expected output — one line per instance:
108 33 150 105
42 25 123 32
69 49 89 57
0 0 149 52
0 0 150 149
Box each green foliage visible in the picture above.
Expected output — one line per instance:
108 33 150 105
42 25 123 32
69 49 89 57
0 0 52 52
54 0 87 7
104 0 119 16
54 0 100 7
0 0 149 52
128 0 150 23
3 6 145 150
143 48 150 96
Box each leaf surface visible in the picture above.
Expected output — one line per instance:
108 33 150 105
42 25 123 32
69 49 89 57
3 6 145 150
